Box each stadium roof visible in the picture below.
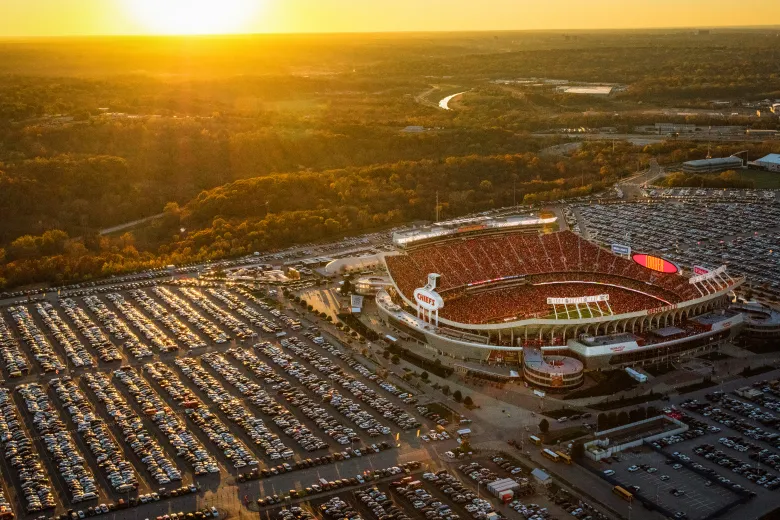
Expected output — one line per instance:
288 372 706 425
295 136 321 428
756 153 780 165
392 213 555 246
683 156 743 167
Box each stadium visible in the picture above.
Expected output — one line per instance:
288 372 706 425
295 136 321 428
376 214 744 385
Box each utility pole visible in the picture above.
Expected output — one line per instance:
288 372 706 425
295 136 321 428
435 191 439 222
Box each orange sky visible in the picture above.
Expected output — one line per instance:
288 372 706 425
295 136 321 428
0 0 777 36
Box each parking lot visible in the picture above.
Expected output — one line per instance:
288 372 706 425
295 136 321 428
574 201 780 297
598 449 739 520
0 280 445 520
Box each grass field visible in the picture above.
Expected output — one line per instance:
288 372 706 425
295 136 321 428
739 170 780 189
546 306 613 319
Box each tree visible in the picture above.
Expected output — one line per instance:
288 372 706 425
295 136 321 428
617 411 629 426
391 354 400 365
453 390 463 402
383 350 391 359
441 385 451 396
538 418 550 434
463 396 473 407
420 371 429 381
597 413 608 430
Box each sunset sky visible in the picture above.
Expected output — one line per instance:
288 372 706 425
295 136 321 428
0 0 778 36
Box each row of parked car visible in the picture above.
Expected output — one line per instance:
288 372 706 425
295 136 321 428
741 387 780 413
8 306 65 373
681 399 780 449
0 315 29 377
36 302 96 368
222 348 330 453
83 296 153 359
548 487 610 520
82 372 182 484
152 287 229 345
175 356 292 462
206 288 281 334
57 483 202 520
130 290 208 350
399 471 469 520
60 299 122 363
298 336 421 430
277 506 313 520
51 377 139 492
257 341 389 436
690 444 776 491
357 485 410 520
711 392 779 429
0 387 56 512
283 337 413 430
106 294 178 353
178 287 254 340
337 345 414 403
715 433 780 474
17 383 98 503
320 496 363 520
0 486 10 519
114 367 219 475
144 361 258 469
255 461 420 506
507 501 550 520
416 407 451 427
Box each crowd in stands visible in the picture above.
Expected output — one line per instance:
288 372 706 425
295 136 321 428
440 280 661 324
385 230 711 325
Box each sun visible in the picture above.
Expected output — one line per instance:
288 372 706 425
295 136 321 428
123 0 264 35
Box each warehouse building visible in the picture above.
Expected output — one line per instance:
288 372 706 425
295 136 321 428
754 153 780 172
682 156 743 174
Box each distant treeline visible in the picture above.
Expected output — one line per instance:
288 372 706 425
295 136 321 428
658 170 754 189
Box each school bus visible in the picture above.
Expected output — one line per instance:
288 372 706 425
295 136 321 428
529 435 542 446
555 451 572 465
541 449 560 462
613 486 633 502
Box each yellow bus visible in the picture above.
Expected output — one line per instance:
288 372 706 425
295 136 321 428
613 486 633 502
529 435 542 446
555 452 572 465
541 449 560 462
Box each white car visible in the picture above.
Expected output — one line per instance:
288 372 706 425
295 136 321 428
627 465 640 472
604 469 615 476
647 467 658 473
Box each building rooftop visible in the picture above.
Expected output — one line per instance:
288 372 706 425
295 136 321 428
756 153 780 165
683 156 743 167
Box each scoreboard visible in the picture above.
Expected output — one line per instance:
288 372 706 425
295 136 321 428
632 253 678 274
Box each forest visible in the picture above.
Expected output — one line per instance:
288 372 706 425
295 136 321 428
0 30 779 289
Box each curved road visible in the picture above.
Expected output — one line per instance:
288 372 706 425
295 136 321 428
439 92 466 110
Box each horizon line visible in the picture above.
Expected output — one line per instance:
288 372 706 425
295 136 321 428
0 24 779 40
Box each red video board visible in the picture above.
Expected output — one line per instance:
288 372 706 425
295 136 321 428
632 254 678 274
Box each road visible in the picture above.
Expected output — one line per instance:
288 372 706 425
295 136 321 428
100 213 166 236
532 132 776 144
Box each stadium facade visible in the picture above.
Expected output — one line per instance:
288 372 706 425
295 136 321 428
376 214 744 383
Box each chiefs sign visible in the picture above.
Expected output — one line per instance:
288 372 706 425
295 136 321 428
413 288 444 311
